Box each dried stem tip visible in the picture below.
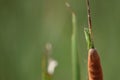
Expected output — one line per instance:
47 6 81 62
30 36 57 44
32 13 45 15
65 2 71 8
88 49 103 80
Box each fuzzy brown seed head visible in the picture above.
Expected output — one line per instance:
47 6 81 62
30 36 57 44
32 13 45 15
88 49 103 80
88 49 100 63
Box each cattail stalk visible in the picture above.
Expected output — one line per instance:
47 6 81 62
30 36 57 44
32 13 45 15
86 0 94 49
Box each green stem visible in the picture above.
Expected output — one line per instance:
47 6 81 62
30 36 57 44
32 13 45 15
42 43 53 80
71 12 80 80
46 74 52 80
42 54 47 80
84 28 94 49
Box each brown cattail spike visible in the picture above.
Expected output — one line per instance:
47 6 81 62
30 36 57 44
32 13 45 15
88 49 103 80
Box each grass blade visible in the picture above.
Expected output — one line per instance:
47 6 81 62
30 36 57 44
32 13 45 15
71 12 80 80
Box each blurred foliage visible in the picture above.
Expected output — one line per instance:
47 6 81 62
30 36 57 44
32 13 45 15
0 0 120 80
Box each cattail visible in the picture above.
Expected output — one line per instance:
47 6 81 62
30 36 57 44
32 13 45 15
84 0 104 79
84 25 103 80
84 29 103 80
88 48 103 80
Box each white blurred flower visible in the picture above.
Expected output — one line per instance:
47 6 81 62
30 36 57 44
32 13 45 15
47 58 58 75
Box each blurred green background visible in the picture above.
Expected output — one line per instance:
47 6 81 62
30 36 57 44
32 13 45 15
0 0 120 80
